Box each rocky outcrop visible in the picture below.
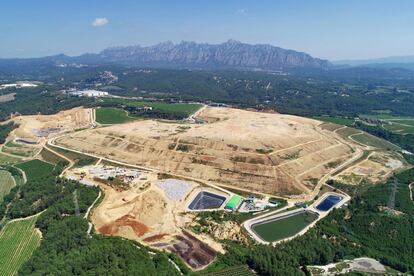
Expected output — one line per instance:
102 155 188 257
99 40 331 70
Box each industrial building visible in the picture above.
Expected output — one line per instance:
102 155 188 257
225 194 242 211
69 89 109 97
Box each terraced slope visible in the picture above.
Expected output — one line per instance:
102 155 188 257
56 107 358 197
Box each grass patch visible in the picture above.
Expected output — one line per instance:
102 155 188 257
74 157 97 167
252 210 318 242
351 133 400 151
314 116 355 126
1 145 37 157
103 98 202 116
4 141 23 148
359 114 414 120
0 215 41 276
39 148 66 164
0 153 21 165
16 159 54 181
95 107 133 124
52 147 97 165
383 121 414 135
0 170 15 202
336 127 361 139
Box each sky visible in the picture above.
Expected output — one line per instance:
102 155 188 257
1 0 414 60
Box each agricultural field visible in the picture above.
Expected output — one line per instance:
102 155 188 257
314 116 355 126
0 215 41 276
359 114 414 135
0 170 15 202
351 133 400 151
52 147 97 166
383 121 414 135
252 210 318 242
15 159 54 181
95 107 134 124
0 153 21 165
1 142 38 157
39 148 66 164
102 98 202 117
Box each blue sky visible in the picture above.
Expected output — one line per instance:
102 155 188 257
1 0 414 60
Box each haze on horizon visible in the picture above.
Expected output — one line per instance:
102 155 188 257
1 0 414 61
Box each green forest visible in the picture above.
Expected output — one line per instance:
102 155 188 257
2 65 414 122
0 122 17 144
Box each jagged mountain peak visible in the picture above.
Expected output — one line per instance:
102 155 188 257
99 40 330 70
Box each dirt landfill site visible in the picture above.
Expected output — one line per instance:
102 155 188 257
56 107 370 197
4 106 407 270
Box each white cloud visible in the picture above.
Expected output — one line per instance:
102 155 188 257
92 17 109 27
235 8 246 14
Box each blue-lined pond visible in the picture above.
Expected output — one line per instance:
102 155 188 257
315 194 343 211
188 191 226 210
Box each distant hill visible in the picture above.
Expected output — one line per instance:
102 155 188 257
0 40 331 71
332 55 414 71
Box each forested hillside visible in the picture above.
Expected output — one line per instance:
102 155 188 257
0 122 17 144
2 65 414 121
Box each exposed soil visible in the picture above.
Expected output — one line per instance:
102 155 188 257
99 214 149 237
56 107 358 197
168 231 217 270
143 233 168 242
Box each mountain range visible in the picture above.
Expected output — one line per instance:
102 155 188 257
0 40 331 71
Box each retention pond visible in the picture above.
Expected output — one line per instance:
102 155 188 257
252 210 319 242
315 194 343 212
188 191 226 210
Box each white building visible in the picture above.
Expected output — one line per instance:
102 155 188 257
69 89 109 97
0 82 38 89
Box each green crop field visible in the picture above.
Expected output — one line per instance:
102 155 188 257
0 215 41 276
351 133 400 151
359 114 414 135
359 114 414 120
252 211 318 242
314 116 355 126
0 153 21 165
4 141 23 148
39 148 66 164
383 121 414 135
95 107 133 124
52 147 97 166
103 98 202 116
16 159 54 181
0 170 15 202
